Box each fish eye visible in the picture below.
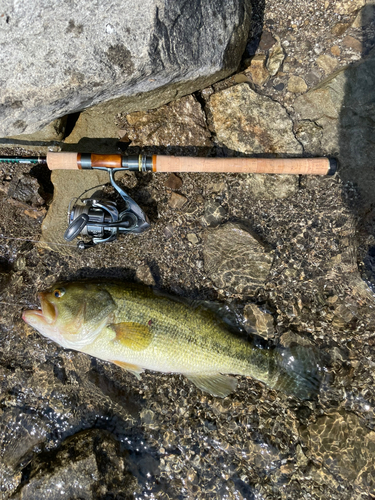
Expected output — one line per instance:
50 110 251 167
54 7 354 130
53 287 65 298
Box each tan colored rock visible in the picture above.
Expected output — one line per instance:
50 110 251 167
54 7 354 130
203 222 274 294
343 35 363 52
165 174 183 190
334 0 365 15
244 174 298 200
208 83 302 154
287 75 307 94
168 192 187 210
331 45 341 57
266 36 285 76
316 54 339 74
244 55 270 86
244 303 275 339
118 95 212 147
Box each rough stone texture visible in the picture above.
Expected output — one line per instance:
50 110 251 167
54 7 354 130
203 222 274 294
208 83 302 154
244 55 270 86
266 36 285 76
0 0 251 137
244 173 298 199
287 75 308 93
301 410 375 492
294 49 375 205
117 95 212 147
12 429 139 500
244 303 275 338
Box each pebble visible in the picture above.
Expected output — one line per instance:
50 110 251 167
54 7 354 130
316 54 339 74
287 75 307 93
165 173 183 190
168 192 187 210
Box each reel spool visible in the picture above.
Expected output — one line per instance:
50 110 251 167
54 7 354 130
63 169 150 249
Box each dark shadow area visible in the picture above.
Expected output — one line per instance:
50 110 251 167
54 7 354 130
337 5 375 286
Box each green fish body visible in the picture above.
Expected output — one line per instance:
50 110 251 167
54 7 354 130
22 281 322 399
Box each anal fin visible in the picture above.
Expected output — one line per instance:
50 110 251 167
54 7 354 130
110 360 144 380
186 373 237 398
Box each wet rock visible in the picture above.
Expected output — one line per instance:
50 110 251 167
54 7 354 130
8 174 44 206
165 174 183 190
168 192 187 210
301 410 375 491
13 429 139 500
266 36 285 76
244 55 270 86
118 95 212 148
202 200 227 227
0 0 251 137
208 83 302 154
244 303 275 338
342 35 363 52
316 54 339 74
243 174 298 200
203 222 274 294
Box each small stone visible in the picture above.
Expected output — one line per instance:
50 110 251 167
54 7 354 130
331 22 351 36
164 224 175 239
287 75 307 94
244 303 275 339
258 31 276 51
273 82 285 91
165 173 183 190
266 36 285 76
135 264 155 286
330 45 341 57
187 233 199 245
343 35 362 52
316 54 339 74
168 192 187 210
202 200 227 227
244 55 270 86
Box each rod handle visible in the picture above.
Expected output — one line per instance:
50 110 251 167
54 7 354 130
47 152 79 170
153 156 336 175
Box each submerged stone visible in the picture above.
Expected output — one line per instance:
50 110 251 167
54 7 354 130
203 222 274 294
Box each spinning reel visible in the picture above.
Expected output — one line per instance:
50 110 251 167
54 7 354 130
63 168 150 249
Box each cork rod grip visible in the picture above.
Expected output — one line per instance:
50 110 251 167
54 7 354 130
47 152 79 170
153 156 333 175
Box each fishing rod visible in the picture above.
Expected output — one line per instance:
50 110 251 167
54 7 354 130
0 153 337 249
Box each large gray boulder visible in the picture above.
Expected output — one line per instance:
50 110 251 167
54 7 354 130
0 0 251 137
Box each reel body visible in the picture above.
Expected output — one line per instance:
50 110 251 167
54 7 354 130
63 168 150 249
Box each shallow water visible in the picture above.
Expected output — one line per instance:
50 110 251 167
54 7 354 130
0 163 375 499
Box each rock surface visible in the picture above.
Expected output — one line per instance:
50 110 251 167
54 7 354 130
0 0 251 137
208 83 302 154
203 222 274 294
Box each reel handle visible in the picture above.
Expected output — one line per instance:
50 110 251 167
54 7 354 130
46 152 336 175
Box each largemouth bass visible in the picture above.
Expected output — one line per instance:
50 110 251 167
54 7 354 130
22 281 323 399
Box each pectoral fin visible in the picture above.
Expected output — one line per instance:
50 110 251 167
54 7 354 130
110 360 144 380
186 373 237 398
109 322 152 351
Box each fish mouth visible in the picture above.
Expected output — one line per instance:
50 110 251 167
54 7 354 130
22 292 58 327
38 292 58 324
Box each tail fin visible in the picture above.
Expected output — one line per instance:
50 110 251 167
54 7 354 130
272 344 326 400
